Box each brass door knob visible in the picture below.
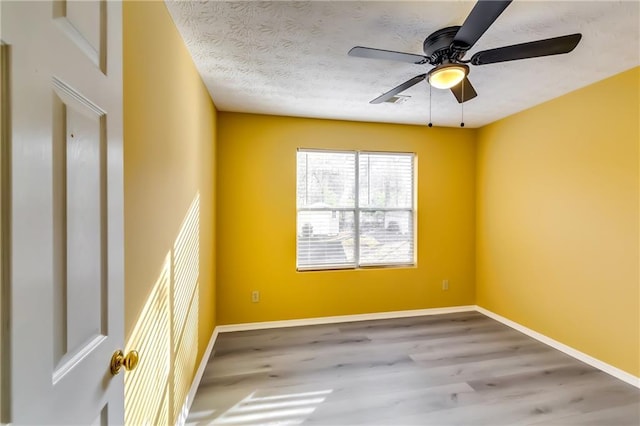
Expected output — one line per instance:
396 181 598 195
110 349 139 375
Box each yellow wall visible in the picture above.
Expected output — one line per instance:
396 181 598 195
476 67 640 376
123 1 216 424
217 113 476 324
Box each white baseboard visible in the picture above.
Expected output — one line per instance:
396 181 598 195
175 326 220 426
216 305 476 333
475 306 640 389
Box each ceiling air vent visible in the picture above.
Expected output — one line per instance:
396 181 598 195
384 95 410 104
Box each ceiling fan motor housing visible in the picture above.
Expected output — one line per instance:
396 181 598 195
423 26 462 63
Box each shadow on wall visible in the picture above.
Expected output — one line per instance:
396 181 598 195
124 193 201 425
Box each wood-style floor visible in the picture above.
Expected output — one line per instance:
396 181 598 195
186 312 640 425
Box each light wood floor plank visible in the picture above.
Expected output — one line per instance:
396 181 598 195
187 312 640 425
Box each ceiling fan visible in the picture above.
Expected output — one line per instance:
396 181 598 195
348 0 582 104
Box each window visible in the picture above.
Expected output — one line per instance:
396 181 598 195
296 149 415 270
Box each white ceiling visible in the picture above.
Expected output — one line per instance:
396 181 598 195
166 1 640 128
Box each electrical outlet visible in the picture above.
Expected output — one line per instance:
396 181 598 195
442 280 449 291
251 290 260 303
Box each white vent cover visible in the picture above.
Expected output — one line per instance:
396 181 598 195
385 95 411 104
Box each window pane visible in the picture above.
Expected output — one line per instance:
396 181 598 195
296 150 415 270
359 153 413 208
297 210 355 268
297 151 355 208
359 210 414 265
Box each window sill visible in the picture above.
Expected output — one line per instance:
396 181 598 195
296 263 416 272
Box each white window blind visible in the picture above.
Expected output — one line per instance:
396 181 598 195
297 150 415 270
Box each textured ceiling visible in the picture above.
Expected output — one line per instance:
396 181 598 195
165 1 640 128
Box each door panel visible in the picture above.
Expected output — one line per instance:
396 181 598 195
53 0 106 72
52 80 108 379
64 0 102 54
1 1 124 424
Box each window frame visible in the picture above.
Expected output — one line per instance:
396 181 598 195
296 148 416 271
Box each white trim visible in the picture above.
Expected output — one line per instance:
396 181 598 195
216 305 476 333
475 306 640 389
175 326 220 426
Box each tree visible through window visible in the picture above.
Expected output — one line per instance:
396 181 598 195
297 149 415 270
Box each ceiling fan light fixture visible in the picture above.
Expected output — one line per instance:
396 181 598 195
427 64 469 89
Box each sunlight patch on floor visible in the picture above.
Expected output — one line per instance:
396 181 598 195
188 389 333 425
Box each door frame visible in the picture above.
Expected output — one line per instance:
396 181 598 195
1 40 11 424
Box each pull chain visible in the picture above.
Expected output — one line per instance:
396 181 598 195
428 83 433 127
460 80 465 127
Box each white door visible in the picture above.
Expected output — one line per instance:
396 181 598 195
1 0 125 424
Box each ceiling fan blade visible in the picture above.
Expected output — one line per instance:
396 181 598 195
349 46 430 65
470 33 582 65
370 74 427 104
450 77 478 103
453 0 512 50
